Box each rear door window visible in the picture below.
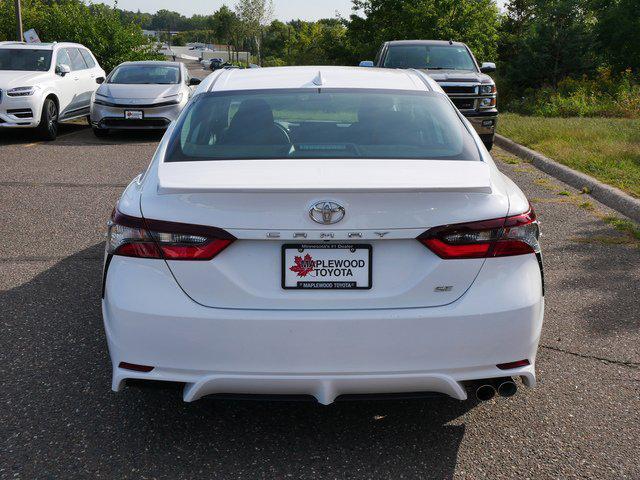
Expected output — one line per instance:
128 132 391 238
79 49 96 68
66 48 88 71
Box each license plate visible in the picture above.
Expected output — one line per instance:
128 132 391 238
282 244 372 290
124 110 143 120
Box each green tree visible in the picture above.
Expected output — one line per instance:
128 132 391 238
150 9 186 31
262 19 289 60
262 18 349 66
235 0 274 63
212 5 241 60
592 0 640 71
498 0 598 90
0 0 162 72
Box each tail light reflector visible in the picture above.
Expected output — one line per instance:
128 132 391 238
418 206 540 259
497 359 531 370
119 362 154 372
107 209 235 261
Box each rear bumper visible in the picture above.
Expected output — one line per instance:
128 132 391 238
103 254 544 404
465 110 498 136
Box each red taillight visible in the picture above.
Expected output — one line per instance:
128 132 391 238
160 239 233 260
418 206 540 259
119 361 154 372
497 359 530 370
107 209 235 261
115 242 162 259
421 238 492 259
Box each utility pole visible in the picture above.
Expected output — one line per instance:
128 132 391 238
14 0 23 41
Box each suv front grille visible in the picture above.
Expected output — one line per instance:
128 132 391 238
452 98 476 110
442 85 477 94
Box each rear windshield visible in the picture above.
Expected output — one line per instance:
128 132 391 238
384 45 477 71
108 65 180 84
0 49 52 71
165 89 479 162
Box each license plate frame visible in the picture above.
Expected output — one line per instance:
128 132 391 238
281 243 372 290
124 110 143 120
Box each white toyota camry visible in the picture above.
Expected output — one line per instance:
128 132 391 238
103 66 544 404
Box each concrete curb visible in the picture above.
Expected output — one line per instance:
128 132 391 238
495 134 640 223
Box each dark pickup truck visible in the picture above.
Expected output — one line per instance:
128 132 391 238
365 40 498 150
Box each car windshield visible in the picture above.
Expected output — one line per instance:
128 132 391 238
384 45 477 71
0 49 52 71
108 65 180 84
165 89 479 162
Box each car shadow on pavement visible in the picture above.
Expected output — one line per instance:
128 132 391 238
0 122 88 145
1 243 475 479
89 130 165 145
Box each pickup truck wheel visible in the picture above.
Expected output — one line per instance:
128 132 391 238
479 134 494 151
36 98 58 141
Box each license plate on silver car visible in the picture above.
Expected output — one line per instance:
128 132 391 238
282 244 372 289
124 110 143 120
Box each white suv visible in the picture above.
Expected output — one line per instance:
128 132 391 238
0 41 105 140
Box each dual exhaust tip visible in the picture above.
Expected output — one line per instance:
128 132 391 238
475 377 517 401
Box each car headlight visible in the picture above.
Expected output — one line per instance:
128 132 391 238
93 94 116 107
480 97 497 107
480 84 496 95
162 92 184 105
7 86 39 97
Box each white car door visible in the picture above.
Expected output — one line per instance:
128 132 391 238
53 48 77 118
66 47 93 117
79 48 105 92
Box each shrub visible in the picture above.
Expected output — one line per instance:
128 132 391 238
262 56 287 67
504 69 640 118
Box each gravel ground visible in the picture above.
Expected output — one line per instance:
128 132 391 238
1 65 638 479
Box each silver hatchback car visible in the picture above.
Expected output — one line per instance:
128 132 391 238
90 61 200 136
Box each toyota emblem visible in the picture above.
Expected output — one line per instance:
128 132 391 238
309 201 345 225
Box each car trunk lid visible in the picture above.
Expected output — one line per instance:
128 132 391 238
141 159 507 310
157 158 492 194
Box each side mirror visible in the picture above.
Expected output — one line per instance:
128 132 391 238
480 62 496 73
359 60 374 68
189 77 202 86
96 77 105 84
56 64 71 76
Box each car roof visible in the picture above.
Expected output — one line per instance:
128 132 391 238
0 41 89 50
118 60 182 68
385 40 468 47
202 66 437 93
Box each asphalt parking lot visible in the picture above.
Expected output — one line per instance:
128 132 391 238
1 66 639 479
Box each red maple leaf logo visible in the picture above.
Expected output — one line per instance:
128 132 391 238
289 253 315 277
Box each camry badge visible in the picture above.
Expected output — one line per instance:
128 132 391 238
309 201 345 225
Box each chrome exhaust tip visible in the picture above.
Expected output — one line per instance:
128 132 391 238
497 379 518 397
475 384 496 401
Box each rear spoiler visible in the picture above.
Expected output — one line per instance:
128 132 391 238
157 159 492 194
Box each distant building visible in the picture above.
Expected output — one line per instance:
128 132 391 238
142 30 180 38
